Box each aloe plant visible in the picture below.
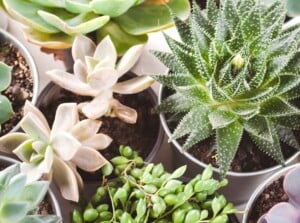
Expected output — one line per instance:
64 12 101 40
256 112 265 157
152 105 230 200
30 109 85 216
258 166 300 223
1 0 190 54
47 34 154 124
0 163 61 223
152 0 300 176
0 61 13 131
0 101 112 201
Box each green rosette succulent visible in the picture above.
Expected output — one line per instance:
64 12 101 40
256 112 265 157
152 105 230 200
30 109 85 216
152 0 300 176
1 0 190 54
0 61 13 131
0 164 61 223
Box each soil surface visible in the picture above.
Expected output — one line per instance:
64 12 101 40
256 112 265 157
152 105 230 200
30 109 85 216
0 42 33 136
246 176 288 223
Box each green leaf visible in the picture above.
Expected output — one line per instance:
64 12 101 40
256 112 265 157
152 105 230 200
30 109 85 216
216 121 243 177
0 202 29 222
0 62 12 92
260 97 300 117
0 95 13 124
182 126 212 150
283 52 300 74
280 86 300 101
151 73 196 89
223 0 239 34
168 165 186 179
261 0 284 30
286 0 300 17
206 0 219 25
241 6 261 42
29 0 64 7
151 50 186 73
156 93 195 113
136 198 147 222
243 116 273 142
173 15 192 46
237 0 255 16
3 174 26 201
277 126 300 150
0 164 19 188
276 74 300 95
19 215 62 223
185 210 201 223
90 0 136 17
214 14 229 53
65 0 91 13
208 109 237 129
210 77 232 101
175 85 211 104
231 103 259 120
271 115 300 130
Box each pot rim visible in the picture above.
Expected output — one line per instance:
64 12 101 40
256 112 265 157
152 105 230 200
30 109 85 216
0 28 39 134
158 85 300 177
242 163 300 223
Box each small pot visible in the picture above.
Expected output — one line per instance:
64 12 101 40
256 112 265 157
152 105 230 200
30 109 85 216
0 28 39 133
158 86 300 205
242 163 300 223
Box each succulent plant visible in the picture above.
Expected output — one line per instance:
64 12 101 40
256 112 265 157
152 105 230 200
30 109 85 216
1 0 190 54
286 0 300 17
0 61 13 131
0 101 112 201
46 34 154 124
152 0 300 176
258 165 300 223
0 163 61 223
72 146 236 223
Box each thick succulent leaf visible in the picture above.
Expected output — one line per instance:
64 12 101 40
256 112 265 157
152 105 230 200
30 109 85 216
173 15 192 45
96 21 148 56
19 163 43 183
0 62 12 91
151 74 196 89
241 6 261 42
287 0 300 17
283 52 300 74
206 0 219 25
51 103 78 133
115 0 190 35
192 40 210 81
71 146 108 172
271 115 300 130
182 127 212 150
208 109 237 129
223 0 239 34
19 215 62 223
243 116 273 142
0 95 13 125
155 93 195 113
113 76 154 94
0 164 19 188
260 97 300 117
90 0 136 17
71 119 102 141
38 11 110 35
72 34 96 62
0 202 28 222
276 74 300 95
0 133 29 154
93 35 117 68
176 85 211 104
284 166 300 206
82 133 112 150
231 103 259 120
3 174 26 201
151 51 186 73
214 13 229 53
261 0 284 30
277 126 300 150
65 0 91 13
87 68 119 90
13 139 35 162
210 77 232 101
29 0 64 7
250 56 267 88
237 0 255 16
279 86 300 101
216 121 243 177
73 60 88 82
110 99 138 124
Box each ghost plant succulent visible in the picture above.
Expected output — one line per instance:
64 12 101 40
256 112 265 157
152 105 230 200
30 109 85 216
0 61 13 131
258 165 300 223
0 164 61 223
46 34 154 124
0 0 190 54
0 101 112 202
152 0 300 176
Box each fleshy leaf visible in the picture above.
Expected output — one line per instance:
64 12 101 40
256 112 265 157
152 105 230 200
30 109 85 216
72 34 96 62
113 76 154 94
51 103 78 133
93 35 117 68
90 0 136 17
0 95 13 125
71 119 102 141
0 62 12 91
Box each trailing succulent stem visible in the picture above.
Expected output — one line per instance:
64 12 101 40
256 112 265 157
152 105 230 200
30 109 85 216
72 146 236 223
152 0 300 176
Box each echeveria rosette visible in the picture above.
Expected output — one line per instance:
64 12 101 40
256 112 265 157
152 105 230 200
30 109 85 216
258 166 300 223
0 62 13 131
46 34 154 124
1 0 190 54
0 164 61 223
152 0 300 177
0 101 112 202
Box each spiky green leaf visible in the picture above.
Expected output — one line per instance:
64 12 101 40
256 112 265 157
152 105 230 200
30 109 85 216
151 51 185 73
241 6 261 42
277 126 300 150
156 93 195 113
151 73 196 89
260 97 300 117
208 109 237 129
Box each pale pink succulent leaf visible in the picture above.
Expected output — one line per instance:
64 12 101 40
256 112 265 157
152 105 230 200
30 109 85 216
0 133 30 154
82 133 112 150
38 146 54 174
51 132 81 161
85 56 99 73
116 44 144 75
71 119 102 141
111 99 137 124
46 69 98 96
51 103 78 134
283 166 300 208
93 35 117 68
20 162 43 183
24 101 50 132
72 34 96 62
53 156 79 202
113 76 154 94
87 67 119 90
67 162 84 190
13 139 35 162
71 146 109 172
74 59 88 83
80 93 111 119
32 140 47 154
20 113 50 142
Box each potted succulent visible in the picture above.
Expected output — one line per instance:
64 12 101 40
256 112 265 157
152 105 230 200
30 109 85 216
72 146 238 223
242 163 300 223
0 156 62 222
37 34 164 168
152 0 300 203
0 28 39 136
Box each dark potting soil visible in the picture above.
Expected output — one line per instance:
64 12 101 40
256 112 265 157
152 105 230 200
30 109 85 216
0 42 33 136
246 176 288 223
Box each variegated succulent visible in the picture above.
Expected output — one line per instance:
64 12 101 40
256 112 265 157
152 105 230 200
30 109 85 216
0 0 190 54
152 0 300 176
0 164 61 223
47 34 154 124
0 101 112 201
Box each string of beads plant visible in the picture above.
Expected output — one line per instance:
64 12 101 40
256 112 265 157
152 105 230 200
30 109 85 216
72 146 236 223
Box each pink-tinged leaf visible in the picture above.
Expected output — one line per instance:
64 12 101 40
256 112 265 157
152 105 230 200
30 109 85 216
20 163 43 183
284 166 300 207
87 67 119 90
72 34 96 62
93 35 117 68
53 157 79 202
38 146 54 174
46 69 98 96
71 146 108 172
74 60 88 83
71 119 102 141
24 101 50 133
82 133 112 150
51 103 78 133
113 76 154 94
67 162 84 190
21 113 50 142
51 132 81 161
116 44 144 75
0 133 29 154
111 99 137 124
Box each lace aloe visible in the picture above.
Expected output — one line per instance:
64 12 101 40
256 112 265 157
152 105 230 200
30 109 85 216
0 61 13 131
0 164 61 223
152 0 300 176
